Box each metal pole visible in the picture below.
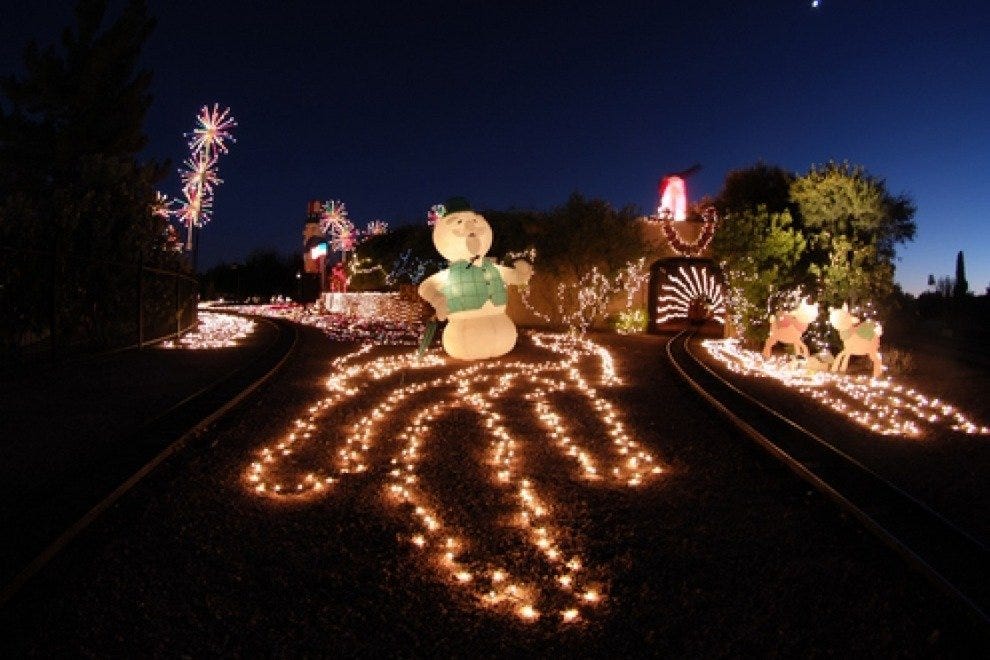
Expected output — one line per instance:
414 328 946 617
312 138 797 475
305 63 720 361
175 272 181 338
137 254 144 348
50 243 58 359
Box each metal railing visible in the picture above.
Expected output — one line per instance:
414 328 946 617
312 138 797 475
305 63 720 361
1 245 199 363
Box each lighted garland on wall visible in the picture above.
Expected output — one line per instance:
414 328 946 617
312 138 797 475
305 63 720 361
645 207 718 257
702 339 990 436
657 218 716 256
244 332 665 623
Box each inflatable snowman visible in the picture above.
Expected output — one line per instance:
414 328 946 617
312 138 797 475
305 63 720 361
418 200 533 360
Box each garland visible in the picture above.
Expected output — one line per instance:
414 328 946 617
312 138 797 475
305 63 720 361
658 218 717 257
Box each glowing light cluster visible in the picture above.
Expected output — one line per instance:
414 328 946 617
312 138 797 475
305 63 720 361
161 311 256 349
187 103 237 155
655 265 726 325
364 219 389 237
228 299 425 345
702 339 990 437
516 254 650 334
318 200 357 260
320 292 424 324
245 332 664 622
174 104 237 248
427 204 446 226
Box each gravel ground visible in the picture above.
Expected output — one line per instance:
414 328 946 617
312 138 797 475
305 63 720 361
696 338 990 545
1 328 987 656
0 317 278 588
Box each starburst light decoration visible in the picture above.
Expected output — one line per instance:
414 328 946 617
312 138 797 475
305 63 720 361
654 264 726 326
187 103 238 155
244 332 665 623
319 200 348 233
179 153 222 196
175 104 236 249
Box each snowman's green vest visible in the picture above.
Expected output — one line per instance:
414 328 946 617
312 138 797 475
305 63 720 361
443 259 507 313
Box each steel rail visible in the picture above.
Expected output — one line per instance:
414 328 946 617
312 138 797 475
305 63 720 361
665 330 989 627
0 315 299 608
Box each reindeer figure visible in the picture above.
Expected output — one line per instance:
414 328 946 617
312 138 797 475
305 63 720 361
829 303 883 378
763 298 819 359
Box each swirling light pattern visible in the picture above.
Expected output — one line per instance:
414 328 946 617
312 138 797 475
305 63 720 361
702 339 990 437
245 332 665 623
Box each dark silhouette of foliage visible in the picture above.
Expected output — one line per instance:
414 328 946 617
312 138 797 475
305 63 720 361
714 161 795 216
201 251 302 301
954 251 969 298
0 1 172 352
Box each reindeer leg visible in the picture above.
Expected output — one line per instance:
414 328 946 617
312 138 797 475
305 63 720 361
872 350 882 378
763 337 774 359
832 350 847 372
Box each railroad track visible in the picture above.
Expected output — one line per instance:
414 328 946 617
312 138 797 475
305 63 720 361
666 330 989 626
0 314 299 608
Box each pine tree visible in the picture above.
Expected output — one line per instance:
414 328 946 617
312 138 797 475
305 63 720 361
0 0 169 349
953 251 969 298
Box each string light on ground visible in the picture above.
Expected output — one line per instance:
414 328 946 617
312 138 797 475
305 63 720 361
227 299 425 345
702 339 990 437
161 311 256 349
244 332 666 622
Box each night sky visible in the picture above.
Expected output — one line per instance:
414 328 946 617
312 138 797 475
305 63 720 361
3 1 988 293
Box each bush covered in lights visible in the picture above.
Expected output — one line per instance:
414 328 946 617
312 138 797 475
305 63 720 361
612 308 648 334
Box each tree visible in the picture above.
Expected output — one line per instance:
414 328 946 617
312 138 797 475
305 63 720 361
711 205 806 345
714 161 794 216
790 161 916 306
953 250 969 298
0 0 168 350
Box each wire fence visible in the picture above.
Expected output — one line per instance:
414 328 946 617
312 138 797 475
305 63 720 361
1 244 199 363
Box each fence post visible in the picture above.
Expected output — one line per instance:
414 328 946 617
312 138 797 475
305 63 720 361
137 254 144 349
50 242 58 360
175 273 181 339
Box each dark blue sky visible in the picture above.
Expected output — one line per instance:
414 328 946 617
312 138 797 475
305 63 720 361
3 1 988 293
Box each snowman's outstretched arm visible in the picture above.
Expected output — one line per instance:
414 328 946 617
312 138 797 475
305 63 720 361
497 260 533 286
418 271 449 321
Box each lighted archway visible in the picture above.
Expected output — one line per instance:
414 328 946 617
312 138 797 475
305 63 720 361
648 257 726 336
